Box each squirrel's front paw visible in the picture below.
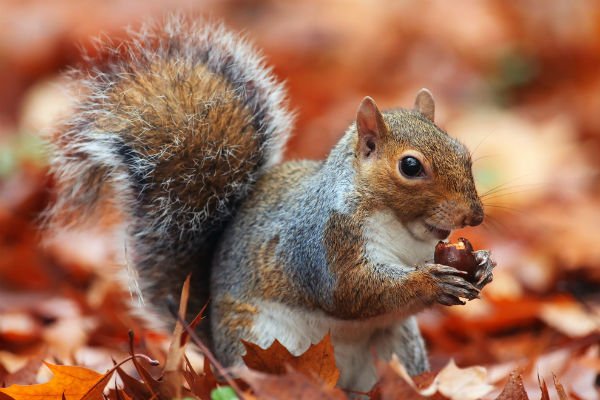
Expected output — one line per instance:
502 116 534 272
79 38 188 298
423 264 480 306
472 250 496 290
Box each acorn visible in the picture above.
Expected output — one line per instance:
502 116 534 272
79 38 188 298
434 237 478 282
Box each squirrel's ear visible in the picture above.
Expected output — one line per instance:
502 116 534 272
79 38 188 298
356 96 387 158
414 88 435 122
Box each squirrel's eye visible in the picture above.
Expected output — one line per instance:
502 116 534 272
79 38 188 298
399 156 424 178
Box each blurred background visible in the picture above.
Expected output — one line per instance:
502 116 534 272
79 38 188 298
0 0 599 398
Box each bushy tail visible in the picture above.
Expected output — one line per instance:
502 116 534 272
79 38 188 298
47 16 293 330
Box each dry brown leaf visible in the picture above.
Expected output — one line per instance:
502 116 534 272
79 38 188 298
130 355 165 398
371 357 436 400
433 359 494 400
0 362 111 400
115 366 152 400
539 375 550 400
162 275 191 399
105 387 133 400
183 357 218 400
0 353 44 387
241 369 347 400
381 357 494 400
552 374 569 400
242 333 339 387
540 301 600 338
495 370 529 400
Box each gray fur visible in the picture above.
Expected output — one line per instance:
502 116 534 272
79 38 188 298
210 119 413 385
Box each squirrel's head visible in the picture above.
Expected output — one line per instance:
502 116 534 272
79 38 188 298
353 89 483 242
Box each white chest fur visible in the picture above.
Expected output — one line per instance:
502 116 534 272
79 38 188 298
363 210 435 267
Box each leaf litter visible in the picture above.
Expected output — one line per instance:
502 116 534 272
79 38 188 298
1 1 600 398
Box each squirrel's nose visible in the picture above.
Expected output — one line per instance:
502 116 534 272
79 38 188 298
463 206 484 227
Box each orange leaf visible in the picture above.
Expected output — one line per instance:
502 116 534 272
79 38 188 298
242 333 339 387
0 362 112 400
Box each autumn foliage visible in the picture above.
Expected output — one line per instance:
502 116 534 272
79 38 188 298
0 277 580 399
0 0 599 399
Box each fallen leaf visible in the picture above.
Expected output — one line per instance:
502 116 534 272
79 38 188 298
0 313 41 348
242 333 339 387
0 353 44 387
115 366 151 400
495 370 529 400
80 368 116 400
162 276 191 399
380 357 495 400
371 357 435 400
552 374 568 400
183 357 218 400
124 329 180 400
540 301 600 338
0 362 111 400
434 359 494 400
240 369 347 400
538 375 550 400
129 353 164 398
105 387 133 400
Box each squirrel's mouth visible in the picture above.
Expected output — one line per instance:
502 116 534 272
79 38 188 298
424 223 451 240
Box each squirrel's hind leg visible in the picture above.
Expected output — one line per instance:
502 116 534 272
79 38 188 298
210 295 261 367
372 316 430 376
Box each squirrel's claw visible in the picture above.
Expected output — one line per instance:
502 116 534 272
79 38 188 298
437 293 466 306
424 263 481 306
473 250 496 289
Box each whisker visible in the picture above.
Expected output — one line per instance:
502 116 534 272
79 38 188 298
472 154 496 164
480 184 545 200
479 219 494 232
480 215 504 235
483 203 522 210
477 173 542 198
480 182 539 198
479 182 520 198
481 190 538 201
482 213 514 235
483 204 529 217
469 131 496 159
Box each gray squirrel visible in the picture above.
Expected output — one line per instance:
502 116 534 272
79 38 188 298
48 17 495 391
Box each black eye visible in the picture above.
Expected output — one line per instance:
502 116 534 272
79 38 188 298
399 156 424 178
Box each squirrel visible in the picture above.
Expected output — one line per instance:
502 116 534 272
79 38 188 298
47 16 495 391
